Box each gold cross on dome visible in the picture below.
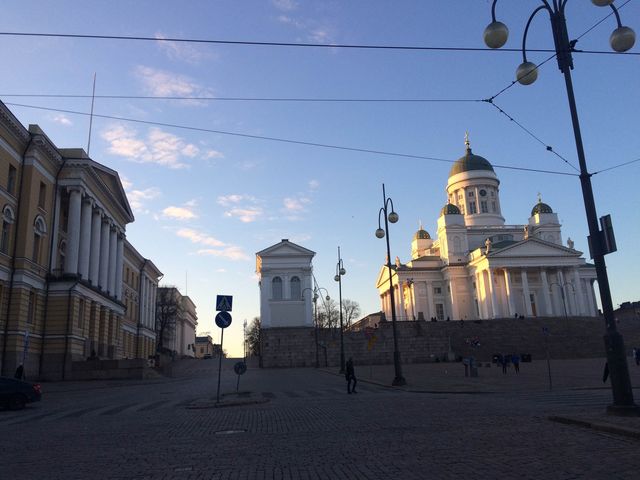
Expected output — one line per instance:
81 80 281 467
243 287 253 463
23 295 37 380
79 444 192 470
464 131 470 149
537 192 542 203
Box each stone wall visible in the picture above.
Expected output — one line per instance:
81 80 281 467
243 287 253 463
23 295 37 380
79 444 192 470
260 316 640 368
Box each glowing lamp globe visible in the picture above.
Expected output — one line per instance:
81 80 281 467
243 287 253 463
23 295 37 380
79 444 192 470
483 21 509 49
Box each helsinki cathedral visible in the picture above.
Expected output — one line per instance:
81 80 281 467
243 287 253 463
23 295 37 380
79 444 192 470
375 136 599 322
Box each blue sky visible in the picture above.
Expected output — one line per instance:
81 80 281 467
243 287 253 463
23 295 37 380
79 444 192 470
1 1 638 356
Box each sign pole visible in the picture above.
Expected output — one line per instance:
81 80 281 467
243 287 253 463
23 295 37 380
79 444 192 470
216 328 225 404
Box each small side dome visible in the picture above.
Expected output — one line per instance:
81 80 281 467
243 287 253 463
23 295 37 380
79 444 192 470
414 228 431 240
531 201 553 216
441 203 461 216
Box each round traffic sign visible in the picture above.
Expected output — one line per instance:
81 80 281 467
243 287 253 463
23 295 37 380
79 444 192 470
215 311 232 329
234 361 247 375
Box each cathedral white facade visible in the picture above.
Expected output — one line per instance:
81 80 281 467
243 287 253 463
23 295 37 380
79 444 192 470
376 139 599 322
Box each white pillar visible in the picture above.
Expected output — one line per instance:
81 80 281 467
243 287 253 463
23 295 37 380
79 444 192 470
115 234 124 300
89 208 102 285
78 196 93 280
540 269 553 316
521 269 533 316
573 268 584 316
140 275 147 326
51 189 62 272
559 270 571 315
151 283 157 329
99 218 110 290
426 281 435 320
587 280 598 316
475 272 486 319
64 188 82 274
504 269 516 317
448 279 459 320
487 269 498 318
108 226 117 295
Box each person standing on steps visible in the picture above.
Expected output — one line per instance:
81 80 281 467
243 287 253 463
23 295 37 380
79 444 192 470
346 357 357 394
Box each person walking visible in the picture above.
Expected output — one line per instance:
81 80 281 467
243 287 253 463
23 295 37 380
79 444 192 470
634 347 640 366
345 357 357 394
512 354 520 374
500 354 508 375
14 364 24 380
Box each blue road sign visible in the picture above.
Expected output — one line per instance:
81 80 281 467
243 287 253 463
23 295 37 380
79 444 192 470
216 295 233 312
234 361 247 375
215 311 232 329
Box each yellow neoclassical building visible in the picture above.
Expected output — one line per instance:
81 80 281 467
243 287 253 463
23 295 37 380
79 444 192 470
0 101 162 380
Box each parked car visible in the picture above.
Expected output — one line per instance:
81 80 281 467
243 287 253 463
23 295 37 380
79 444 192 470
203 353 213 360
0 377 42 410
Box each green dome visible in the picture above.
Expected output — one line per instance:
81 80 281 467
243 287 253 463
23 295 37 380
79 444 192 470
449 147 495 177
441 203 461 216
414 228 431 240
531 201 553 216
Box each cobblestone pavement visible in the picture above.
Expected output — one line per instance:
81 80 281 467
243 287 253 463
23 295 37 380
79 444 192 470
2 359 639 479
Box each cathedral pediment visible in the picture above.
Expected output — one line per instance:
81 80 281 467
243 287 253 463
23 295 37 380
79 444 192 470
256 239 315 258
488 238 581 258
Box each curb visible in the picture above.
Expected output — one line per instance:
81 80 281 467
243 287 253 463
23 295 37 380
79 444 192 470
549 415 640 440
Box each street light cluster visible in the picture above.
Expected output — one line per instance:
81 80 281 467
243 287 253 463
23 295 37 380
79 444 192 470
481 0 637 413
483 0 635 85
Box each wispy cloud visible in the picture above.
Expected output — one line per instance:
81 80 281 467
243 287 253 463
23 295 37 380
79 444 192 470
283 196 310 212
176 228 249 261
154 32 212 64
52 114 72 126
134 65 213 99
204 149 224 160
217 194 263 223
102 124 199 169
272 0 298 11
162 206 197 220
309 179 320 190
121 177 161 214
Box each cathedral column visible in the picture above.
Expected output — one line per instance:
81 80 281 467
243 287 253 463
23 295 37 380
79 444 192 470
558 269 572 316
521 269 533 316
140 276 148 327
78 196 93 280
107 226 117 295
586 280 598 316
573 268 584 316
448 279 459 320
475 272 486 319
503 269 516 317
426 281 435 320
99 217 110 290
151 282 157 329
89 207 102 285
64 187 83 274
115 233 124 300
540 269 553 316
486 269 498 318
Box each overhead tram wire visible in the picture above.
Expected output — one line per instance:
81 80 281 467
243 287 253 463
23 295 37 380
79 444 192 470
592 157 640 175
5 101 578 177
486 101 579 172
0 93 482 103
0 31 637 55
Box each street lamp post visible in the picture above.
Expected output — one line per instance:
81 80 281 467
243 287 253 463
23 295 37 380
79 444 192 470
303 284 330 369
335 247 346 374
376 183 406 386
484 0 637 414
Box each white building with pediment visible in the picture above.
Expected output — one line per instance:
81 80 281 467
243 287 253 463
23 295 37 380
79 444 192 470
256 239 315 328
376 138 599 322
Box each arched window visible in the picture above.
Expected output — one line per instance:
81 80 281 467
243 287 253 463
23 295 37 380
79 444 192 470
290 276 301 300
1 205 15 254
32 215 47 264
272 277 283 300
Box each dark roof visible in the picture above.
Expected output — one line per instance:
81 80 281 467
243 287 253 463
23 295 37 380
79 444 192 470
531 201 553 216
414 228 431 240
449 147 495 177
441 203 461 216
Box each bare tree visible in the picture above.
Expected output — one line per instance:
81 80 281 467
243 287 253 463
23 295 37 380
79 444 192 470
246 317 261 356
342 299 361 328
317 298 339 329
155 287 183 354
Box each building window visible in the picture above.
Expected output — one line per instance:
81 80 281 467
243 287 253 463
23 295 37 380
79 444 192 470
7 165 17 195
1 206 15 254
27 291 35 324
435 303 444 321
468 190 474 197
433 287 442 295
491 201 496 212
480 200 488 213
290 276 301 300
32 216 47 264
468 201 477 214
38 182 47 209
272 277 283 300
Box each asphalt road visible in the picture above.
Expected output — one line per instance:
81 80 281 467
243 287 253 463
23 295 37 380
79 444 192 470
1 358 638 479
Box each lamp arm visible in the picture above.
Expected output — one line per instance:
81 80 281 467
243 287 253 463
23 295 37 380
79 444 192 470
490 0 499 22
523 5 549 62
610 3 623 28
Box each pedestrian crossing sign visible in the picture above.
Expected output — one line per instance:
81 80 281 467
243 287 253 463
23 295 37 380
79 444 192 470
216 295 233 312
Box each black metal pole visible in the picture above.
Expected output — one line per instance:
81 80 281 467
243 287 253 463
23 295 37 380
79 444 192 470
383 184 406 386
551 10 636 412
337 247 345 374
314 297 319 368
216 328 224 404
